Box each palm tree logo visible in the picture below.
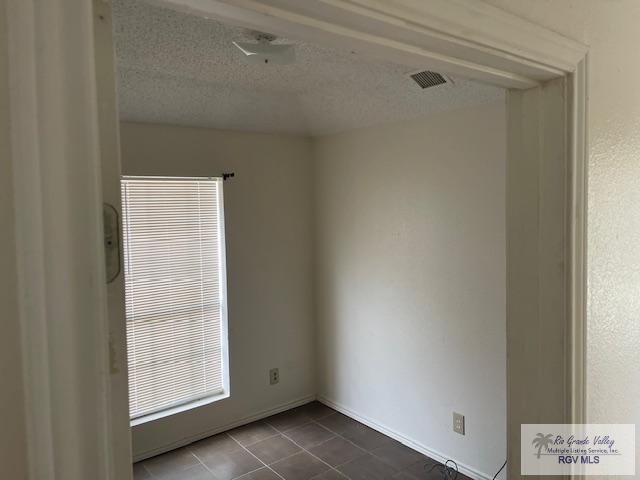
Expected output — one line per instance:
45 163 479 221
532 433 554 459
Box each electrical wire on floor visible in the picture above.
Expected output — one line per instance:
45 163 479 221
424 459 458 480
423 459 507 480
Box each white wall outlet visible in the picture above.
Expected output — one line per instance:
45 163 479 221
269 368 279 385
453 412 465 435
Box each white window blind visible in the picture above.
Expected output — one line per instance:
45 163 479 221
121 176 228 420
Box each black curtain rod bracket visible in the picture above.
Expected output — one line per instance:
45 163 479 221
222 172 235 181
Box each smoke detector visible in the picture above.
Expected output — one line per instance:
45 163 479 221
233 31 295 65
408 70 453 89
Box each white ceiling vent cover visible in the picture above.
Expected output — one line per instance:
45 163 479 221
409 70 450 89
233 31 295 65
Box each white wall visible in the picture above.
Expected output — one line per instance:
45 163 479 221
481 0 640 471
313 102 506 479
119 122 316 458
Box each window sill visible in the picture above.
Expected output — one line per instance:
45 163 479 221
130 391 230 427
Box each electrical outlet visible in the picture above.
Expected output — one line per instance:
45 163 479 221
269 368 279 385
453 412 465 435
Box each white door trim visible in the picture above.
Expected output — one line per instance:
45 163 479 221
6 0 115 478
568 57 588 426
93 1 134 478
4 1 588 479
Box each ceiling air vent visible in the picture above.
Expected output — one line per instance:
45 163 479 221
410 70 448 89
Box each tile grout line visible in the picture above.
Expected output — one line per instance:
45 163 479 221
306 415 428 477
137 409 332 479
317 410 447 472
283 409 420 478
325 426 427 475
229 421 338 477
231 431 282 448
256 418 328 478
241 409 378 479
277 420 354 479
237 464 275 479
299 429 339 451
140 406 420 480
188 446 218 478
189 431 273 480
310 418 371 463
186 419 296 479
313 414 419 465
312 418 367 453
234 435 288 480
315 418 442 477
229 407 334 448
143 449 205 480
306 418 375 478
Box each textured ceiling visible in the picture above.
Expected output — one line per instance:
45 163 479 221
113 0 504 136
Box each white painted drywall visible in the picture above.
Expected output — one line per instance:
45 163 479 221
119 122 316 458
480 0 640 471
313 102 506 479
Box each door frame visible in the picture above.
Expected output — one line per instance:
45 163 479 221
5 1 588 479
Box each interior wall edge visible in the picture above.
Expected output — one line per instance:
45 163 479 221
121 119 314 140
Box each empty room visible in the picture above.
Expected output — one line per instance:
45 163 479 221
108 1 507 479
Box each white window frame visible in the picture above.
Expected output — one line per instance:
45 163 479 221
121 175 230 426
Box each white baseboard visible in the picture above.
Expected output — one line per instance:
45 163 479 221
133 394 316 462
317 396 493 480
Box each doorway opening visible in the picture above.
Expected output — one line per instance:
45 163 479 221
109 2 508 479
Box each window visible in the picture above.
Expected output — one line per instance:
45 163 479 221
121 176 229 421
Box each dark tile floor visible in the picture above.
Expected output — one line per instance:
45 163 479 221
133 402 465 480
